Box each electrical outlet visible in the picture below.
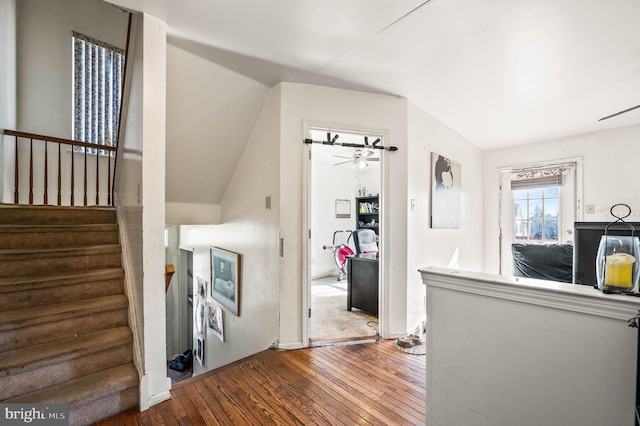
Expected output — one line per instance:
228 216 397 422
586 204 595 214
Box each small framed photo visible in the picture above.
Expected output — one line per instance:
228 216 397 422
210 247 241 316
196 276 206 299
195 337 204 366
195 298 206 340
207 300 224 342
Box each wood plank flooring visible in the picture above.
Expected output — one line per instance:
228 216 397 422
96 338 425 425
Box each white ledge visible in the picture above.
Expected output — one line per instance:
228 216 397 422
419 266 640 322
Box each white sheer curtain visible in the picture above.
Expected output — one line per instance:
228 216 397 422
72 32 124 153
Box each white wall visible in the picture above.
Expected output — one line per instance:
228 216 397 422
0 0 16 203
406 102 485 331
165 42 270 222
178 85 280 374
114 13 169 410
483 123 640 274
11 0 128 206
16 0 128 137
279 83 409 343
139 13 168 410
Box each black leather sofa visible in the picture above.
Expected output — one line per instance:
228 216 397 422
511 243 574 283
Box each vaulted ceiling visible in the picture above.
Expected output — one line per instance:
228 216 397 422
106 0 640 149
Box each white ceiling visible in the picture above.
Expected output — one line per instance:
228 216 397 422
107 0 640 149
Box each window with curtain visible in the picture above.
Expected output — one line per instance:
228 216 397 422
509 164 575 243
72 31 124 154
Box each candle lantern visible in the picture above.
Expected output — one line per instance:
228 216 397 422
596 204 640 294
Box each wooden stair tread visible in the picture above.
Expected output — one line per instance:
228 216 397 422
0 204 137 423
0 294 128 331
4 363 138 407
0 205 117 226
0 244 121 259
0 223 118 232
0 326 132 375
0 267 124 291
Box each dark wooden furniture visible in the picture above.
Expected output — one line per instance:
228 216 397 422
347 253 379 316
356 196 379 235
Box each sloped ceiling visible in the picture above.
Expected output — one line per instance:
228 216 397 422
106 0 640 203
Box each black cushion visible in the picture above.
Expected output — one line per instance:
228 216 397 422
512 243 573 283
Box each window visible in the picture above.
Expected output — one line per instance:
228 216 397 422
513 186 560 242
508 165 574 243
72 32 124 153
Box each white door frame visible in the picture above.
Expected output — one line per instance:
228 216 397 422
301 121 388 347
497 157 584 275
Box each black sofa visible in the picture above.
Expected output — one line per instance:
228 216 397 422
511 243 574 283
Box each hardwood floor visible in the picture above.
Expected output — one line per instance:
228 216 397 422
96 338 426 425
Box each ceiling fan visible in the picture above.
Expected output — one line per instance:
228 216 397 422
598 104 640 121
333 148 379 167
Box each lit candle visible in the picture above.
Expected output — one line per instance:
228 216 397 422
604 253 635 288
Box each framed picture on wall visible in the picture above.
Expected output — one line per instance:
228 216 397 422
196 276 206 299
195 297 206 340
430 152 462 229
210 247 241 316
207 300 224 342
195 337 204 366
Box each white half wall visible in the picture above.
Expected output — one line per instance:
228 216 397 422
483 123 640 274
422 267 640 426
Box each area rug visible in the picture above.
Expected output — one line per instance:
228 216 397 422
167 362 192 385
311 280 378 340
394 339 426 355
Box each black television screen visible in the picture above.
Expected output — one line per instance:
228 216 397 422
573 222 640 286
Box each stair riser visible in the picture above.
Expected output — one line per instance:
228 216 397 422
0 205 138 422
0 229 119 250
0 309 128 352
0 253 121 278
0 278 124 311
70 385 138 426
0 208 116 225
0 344 133 401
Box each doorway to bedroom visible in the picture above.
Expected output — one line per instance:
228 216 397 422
305 128 383 346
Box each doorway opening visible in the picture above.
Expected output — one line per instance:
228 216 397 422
165 242 194 384
305 128 383 347
498 158 583 276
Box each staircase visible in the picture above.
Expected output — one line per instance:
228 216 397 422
0 205 139 425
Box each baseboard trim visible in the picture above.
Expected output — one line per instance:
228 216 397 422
147 390 171 408
277 341 303 350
